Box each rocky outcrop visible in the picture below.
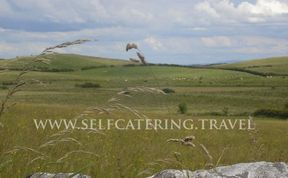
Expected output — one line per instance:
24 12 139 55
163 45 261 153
26 173 90 178
148 162 288 178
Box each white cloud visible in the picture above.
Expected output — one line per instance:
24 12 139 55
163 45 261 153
195 1 220 18
239 0 288 16
195 0 288 23
144 36 163 51
201 36 232 47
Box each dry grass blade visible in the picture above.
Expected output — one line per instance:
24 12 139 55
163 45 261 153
113 103 147 119
199 144 213 163
56 150 99 163
167 135 196 147
5 146 44 156
39 137 82 148
216 147 228 166
108 97 121 103
183 142 196 147
167 138 184 144
28 156 47 165
79 128 106 136
117 91 132 97
49 129 73 138
136 168 153 177
82 106 112 116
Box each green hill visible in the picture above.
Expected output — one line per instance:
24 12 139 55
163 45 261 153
215 56 288 76
0 53 132 72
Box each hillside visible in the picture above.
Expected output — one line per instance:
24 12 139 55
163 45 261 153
215 56 288 75
0 53 132 72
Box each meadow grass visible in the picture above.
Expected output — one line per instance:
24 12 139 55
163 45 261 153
0 55 287 177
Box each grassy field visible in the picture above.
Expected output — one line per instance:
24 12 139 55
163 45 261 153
0 54 287 178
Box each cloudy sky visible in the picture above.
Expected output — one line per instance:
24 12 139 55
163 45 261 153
0 0 288 64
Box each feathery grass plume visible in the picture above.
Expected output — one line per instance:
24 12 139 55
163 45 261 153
167 135 221 169
126 43 138 51
0 39 93 125
78 91 150 120
0 71 26 118
137 52 146 65
167 135 196 147
40 39 93 55
126 43 147 65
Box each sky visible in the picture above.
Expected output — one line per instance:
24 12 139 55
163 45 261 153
0 0 288 64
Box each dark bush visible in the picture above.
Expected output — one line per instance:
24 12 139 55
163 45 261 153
45 68 74 72
36 67 74 72
162 88 175 94
81 65 107 70
222 107 229 116
178 102 187 114
254 109 288 120
2 81 16 85
75 82 101 88
0 85 8 89
284 103 288 110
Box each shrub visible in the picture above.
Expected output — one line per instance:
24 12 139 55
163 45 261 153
81 65 107 70
254 109 288 120
284 103 288 110
2 81 16 85
0 85 8 89
178 102 187 114
75 82 101 88
36 67 74 72
162 88 175 94
222 107 229 116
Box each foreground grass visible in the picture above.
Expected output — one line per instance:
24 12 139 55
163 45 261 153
0 104 287 178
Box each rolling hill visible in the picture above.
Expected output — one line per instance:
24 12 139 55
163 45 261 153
214 56 288 76
0 53 132 71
